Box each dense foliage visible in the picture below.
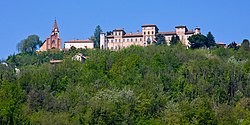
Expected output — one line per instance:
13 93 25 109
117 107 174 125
155 34 166 45
1 44 250 124
188 32 216 49
89 25 103 48
170 35 180 45
16 35 42 53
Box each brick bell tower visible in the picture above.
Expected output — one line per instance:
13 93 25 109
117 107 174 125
40 20 62 51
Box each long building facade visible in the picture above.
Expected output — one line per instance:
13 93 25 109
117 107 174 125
64 40 94 50
100 25 201 50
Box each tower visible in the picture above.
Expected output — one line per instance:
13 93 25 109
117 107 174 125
100 33 106 49
195 27 201 35
40 20 62 51
141 24 159 45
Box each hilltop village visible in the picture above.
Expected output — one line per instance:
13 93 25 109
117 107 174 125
39 20 225 51
2 20 250 125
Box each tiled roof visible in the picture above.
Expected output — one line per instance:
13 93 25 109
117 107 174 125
113 28 125 31
185 30 195 34
123 33 143 37
175 26 187 28
65 40 93 43
217 42 226 45
158 31 176 35
142 24 157 27
50 60 63 64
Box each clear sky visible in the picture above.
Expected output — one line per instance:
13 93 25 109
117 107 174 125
0 0 250 59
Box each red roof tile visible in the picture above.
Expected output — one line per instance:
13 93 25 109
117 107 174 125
158 31 176 35
65 40 93 43
216 42 226 45
185 30 195 34
50 60 63 64
123 33 143 37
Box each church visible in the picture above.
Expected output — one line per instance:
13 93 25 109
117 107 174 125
40 20 62 51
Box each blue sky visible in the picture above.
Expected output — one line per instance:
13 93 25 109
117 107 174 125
0 0 250 59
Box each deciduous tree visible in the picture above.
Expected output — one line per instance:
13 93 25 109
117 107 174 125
206 32 216 48
170 35 180 45
155 34 166 45
17 35 42 53
188 34 207 49
228 41 239 50
241 39 250 51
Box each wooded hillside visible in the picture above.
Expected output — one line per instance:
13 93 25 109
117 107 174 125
1 44 250 124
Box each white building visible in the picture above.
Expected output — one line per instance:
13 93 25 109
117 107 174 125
64 40 94 50
72 53 88 62
100 24 201 50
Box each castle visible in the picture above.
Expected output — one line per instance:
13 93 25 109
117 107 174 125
100 25 201 50
40 20 201 51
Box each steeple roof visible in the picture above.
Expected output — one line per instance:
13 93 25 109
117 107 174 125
52 19 59 32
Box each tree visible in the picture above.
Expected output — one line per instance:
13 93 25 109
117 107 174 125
155 34 166 45
147 38 151 45
188 34 207 49
241 39 250 51
0 81 25 124
93 25 103 48
206 32 216 48
69 46 77 51
16 35 42 53
227 42 239 50
170 35 180 45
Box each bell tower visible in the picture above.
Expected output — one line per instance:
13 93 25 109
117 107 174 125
40 20 62 51
50 20 61 49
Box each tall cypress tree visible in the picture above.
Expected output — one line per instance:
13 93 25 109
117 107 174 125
206 32 216 48
93 25 103 48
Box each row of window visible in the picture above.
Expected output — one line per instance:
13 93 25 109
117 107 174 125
143 31 154 35
114 31 155 36
114 32 122 36
107 35 191 43
108 46 125 50
108 38 143 43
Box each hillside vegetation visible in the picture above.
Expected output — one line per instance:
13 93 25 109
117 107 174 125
1 45 250 124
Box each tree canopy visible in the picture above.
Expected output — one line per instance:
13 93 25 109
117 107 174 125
188 34 208 49
241 39 250 51
93 25 103 48
170 35 180 45
2 44 250 124
16 35 42 53
188 32 216 49
228 41 239 50
206 32 216 47
155 34 166 45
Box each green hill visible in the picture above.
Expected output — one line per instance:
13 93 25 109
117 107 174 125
1 45 250 124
